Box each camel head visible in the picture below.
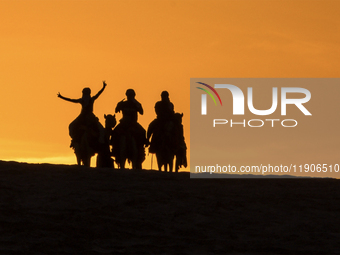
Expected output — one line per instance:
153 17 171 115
104 114 117 129
174 112 183 124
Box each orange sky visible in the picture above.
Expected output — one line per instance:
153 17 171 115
0 0 339 169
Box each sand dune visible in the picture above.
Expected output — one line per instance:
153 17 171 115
0 160 339 254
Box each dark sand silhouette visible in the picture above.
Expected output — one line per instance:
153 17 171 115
0 160 339 254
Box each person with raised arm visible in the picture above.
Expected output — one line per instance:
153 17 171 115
57 81 107 146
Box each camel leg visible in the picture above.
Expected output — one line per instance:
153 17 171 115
170 155 175 172
132 161 142 170
131 143 137 170
96 154 101 168
118 158 124 169
76 155 81 166
83 156 91 167
169 161 173 173
119 136 127 169
156 153 162 171
175 155 179 172
175 161 179 173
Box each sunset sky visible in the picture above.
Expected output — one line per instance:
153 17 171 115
0 0 339 169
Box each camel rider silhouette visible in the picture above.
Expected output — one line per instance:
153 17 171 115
115 89 143 124
154 91 174 121
112 89 146 158
57 81 107 147
147 91 176 153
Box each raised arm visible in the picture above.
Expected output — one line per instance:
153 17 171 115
92 81 107 100
115 99 125 113
57 92 80 103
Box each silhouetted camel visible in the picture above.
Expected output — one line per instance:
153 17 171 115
148 117 178 172
147 115 187 172
69 114 116 167
147 91 187 172
59 113 116 167
111 127 146 169
72 126 96 166
174 113 187 172
96 114 117 168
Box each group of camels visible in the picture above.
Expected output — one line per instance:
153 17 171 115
58 82 187 172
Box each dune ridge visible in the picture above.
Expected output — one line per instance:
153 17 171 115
0 160 339 254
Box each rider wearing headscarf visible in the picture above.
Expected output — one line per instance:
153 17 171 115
154 91 174 121
147 91 176 153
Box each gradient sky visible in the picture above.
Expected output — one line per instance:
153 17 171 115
0 0 339 169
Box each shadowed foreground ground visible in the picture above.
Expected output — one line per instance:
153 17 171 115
0 160 340 254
